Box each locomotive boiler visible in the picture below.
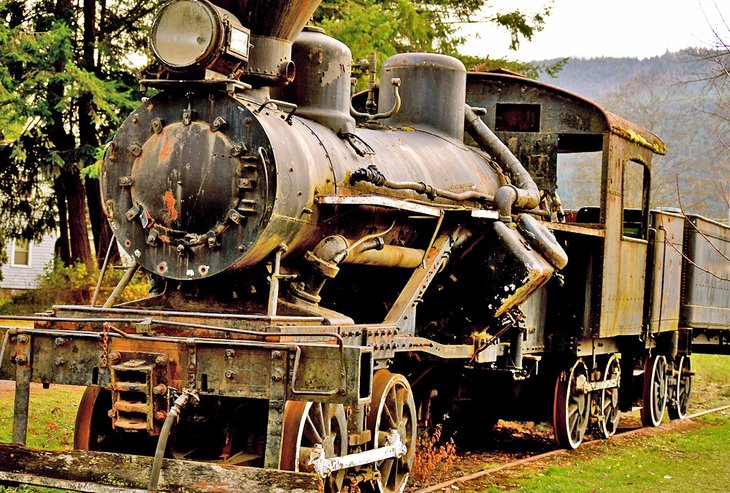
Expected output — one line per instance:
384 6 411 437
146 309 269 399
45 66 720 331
1 0 730 491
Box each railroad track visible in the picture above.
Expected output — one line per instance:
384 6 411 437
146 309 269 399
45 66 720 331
413 404 730 493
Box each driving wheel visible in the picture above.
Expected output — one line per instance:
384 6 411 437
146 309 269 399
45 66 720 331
641 354 668 427
280 401 347 493
668 356 692 420
595 354 621 439
553 359 590 449
366 370 417 493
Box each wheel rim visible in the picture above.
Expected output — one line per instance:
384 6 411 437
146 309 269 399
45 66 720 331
281 401 347 493
642 355 668 427
670 356 692 419
553 359 590 449
597 354 621 439
367 370 417 493
73 387 122 451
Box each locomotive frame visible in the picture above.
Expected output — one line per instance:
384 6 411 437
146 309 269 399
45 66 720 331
1 0 729 491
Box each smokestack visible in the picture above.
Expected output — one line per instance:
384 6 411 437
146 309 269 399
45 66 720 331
212 0 322 85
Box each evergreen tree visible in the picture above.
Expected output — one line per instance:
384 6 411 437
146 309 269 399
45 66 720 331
0 0 162 268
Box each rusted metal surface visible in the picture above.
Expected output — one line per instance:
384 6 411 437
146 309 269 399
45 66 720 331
271 27 356 136
0 444 323 492
597 138 653 338
12 332 31 444
380 53 466 139
647 210 685 334
0 313 370 405
213 0 321 40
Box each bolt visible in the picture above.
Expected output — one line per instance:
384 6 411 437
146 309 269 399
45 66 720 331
155 355 168 367
272 374 282 382
225 349 235 358
55 357 65 366
272 350 283 359
155 411 167 422
17 335 28 344
153 384 167 395
108 351 121 363
15 354 28 366
225 370 235 379
108 409 117 418
54 337 65 346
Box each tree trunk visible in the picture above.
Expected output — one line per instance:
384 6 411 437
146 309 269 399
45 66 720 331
62 169 93 266
53 177 71 265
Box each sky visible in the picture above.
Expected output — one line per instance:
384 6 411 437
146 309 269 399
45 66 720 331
459 0 730 61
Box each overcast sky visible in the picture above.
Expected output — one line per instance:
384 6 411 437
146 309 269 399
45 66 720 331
459 0 730 61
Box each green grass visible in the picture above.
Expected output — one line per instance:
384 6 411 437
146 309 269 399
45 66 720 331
488 414 730 493
0 384 84 450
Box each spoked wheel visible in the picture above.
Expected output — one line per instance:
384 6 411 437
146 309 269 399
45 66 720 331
366 370 417 493
641 354 668 427
280 401 347 493
553 359 590 449
595 354 621 439
668 356 692 420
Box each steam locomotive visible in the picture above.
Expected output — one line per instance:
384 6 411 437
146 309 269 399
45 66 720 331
1 0 729 491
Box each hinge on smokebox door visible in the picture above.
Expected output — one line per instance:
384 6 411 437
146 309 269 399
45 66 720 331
109 352 170 434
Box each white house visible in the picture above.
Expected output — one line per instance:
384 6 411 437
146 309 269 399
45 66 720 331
0 234 58 293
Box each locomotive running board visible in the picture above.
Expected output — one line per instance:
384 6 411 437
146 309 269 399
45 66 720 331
0 443 323 493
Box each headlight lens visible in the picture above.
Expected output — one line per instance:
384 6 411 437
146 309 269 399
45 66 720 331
151 0 219 70
151 0 250 75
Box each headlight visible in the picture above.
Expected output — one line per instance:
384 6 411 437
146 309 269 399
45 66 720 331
151 0 250 75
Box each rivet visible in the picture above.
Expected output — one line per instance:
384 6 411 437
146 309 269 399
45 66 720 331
155 355 168 366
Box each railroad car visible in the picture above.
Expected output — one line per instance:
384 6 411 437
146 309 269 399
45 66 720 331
1 0 729 491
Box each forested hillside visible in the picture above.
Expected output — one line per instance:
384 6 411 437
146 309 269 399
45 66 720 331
536 50 729 220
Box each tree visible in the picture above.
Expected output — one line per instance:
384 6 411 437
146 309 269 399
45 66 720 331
0 0 161 270
315 0 554 79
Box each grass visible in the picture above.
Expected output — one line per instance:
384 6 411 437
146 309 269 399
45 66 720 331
0 384 84 450
482 413 730 493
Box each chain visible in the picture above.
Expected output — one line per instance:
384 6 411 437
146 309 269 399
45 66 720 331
100 323 110 367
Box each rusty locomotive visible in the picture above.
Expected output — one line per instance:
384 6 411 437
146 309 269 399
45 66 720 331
2 0 730 491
